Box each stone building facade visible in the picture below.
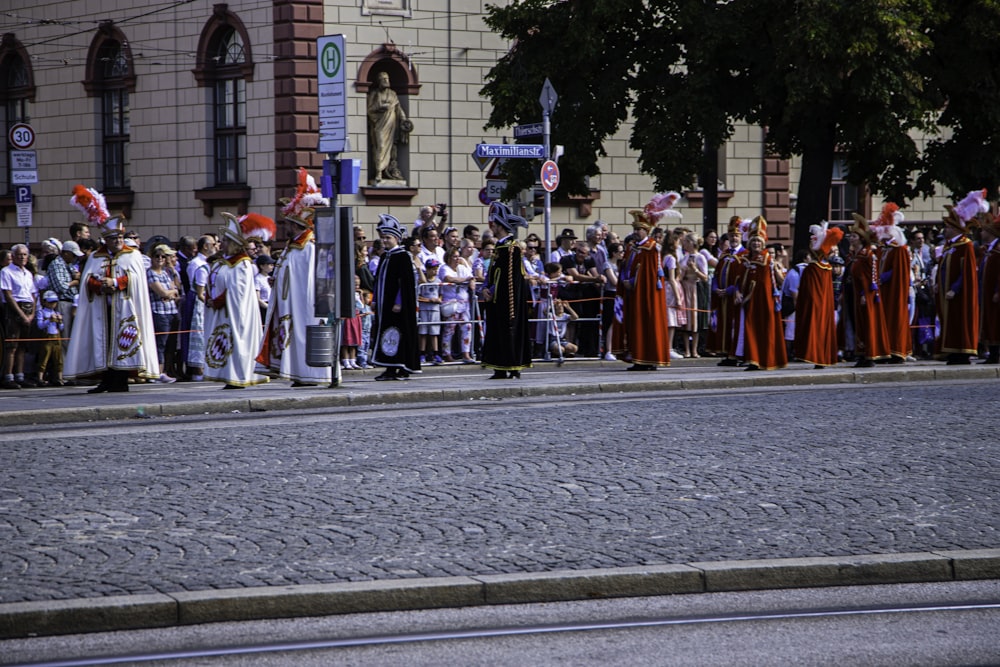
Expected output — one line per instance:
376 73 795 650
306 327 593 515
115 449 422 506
0 0 953 250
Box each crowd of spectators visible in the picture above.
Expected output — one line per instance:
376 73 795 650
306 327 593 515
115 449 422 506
2 195 995 389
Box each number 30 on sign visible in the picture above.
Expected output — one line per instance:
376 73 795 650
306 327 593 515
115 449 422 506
8 123 35 150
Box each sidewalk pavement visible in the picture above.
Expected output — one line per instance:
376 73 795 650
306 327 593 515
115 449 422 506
3 356 1000 427
2 357 999 639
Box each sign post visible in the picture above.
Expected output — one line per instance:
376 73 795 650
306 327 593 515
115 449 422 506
538 78 558 259
10 125 37 246
315 34 350 387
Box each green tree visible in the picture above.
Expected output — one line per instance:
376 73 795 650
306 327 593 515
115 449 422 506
482 0 647 201
482 0 944 254
917 1 1000 199
733 0 938 251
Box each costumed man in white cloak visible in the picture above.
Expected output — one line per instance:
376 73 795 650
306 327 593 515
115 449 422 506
257 167 332 386
65 184 159 392
204 212 275 389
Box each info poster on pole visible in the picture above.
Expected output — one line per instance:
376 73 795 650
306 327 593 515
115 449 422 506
317 35 348 154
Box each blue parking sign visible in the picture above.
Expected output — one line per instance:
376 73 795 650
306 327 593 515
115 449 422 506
14 185 31 204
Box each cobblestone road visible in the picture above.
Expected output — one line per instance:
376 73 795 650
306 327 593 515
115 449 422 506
1 379 997 603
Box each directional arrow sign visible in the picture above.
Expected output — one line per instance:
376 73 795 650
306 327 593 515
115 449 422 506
475 144 544 159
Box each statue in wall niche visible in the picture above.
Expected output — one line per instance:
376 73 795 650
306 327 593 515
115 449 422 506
367 71 412 185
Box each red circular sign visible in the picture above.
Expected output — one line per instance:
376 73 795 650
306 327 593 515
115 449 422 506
541 160 560 193
8 123 35 150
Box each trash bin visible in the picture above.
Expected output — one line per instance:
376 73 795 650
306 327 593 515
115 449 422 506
305 324 335 367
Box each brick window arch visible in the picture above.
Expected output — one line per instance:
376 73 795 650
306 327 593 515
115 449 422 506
193 4 254 216
83 23 136 216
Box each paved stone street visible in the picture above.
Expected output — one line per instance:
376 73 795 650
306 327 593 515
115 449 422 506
2 374 997 605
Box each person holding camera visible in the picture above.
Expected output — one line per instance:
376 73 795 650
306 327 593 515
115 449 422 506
413 203 448 233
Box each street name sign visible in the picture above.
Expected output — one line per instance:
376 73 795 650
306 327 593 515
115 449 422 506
514 123 543 138
475 144 544 159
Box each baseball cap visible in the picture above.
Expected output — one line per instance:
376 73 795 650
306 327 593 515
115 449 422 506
61 240 85 257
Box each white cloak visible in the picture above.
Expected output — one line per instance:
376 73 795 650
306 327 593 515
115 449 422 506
65 246 160 380
203 254 268 387
259 230 331 383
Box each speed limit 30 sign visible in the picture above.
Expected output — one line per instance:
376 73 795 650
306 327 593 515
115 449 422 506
8 123 35 150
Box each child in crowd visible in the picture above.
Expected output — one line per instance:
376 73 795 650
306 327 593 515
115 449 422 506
35 290 65 386
417 258 443 365
543 262 572 294
254 255 275 323
356 273 373 369
340 275 363 370
547 298 579 359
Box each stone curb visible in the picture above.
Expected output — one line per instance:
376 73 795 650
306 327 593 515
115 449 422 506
2 365 995 427
2 549 997 639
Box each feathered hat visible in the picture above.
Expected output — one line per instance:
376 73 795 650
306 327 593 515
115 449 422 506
809 222 829 253
629 192 682 231
627 209 652 230
488 201 528 233
279 167 329 229
645 191 682 221
70 184 124 238
944 189 989 235
220 212 277 248
874 202 906 245
820 226 844 258
240 213 277 243
376 213 406 240
876 202 905 227
850 213 879 246
727 216 743 239
747 215 767 243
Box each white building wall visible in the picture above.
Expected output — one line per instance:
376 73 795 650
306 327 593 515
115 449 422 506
2 0 275 247
2 0 963 249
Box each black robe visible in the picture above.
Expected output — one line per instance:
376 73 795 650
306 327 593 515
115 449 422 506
371 246 421 373
481 235 532 371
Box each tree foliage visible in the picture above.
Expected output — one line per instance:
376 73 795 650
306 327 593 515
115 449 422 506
481 0 1000 253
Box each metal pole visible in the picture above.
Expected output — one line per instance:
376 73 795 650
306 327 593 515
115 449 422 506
543 109 551 261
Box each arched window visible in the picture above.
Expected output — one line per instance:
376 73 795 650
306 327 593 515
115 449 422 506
193 4 254 215
84 23 136 199
210 27 247 186
0 34 35 197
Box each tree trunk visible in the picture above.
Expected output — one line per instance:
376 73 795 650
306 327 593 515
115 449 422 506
793 126 837 257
